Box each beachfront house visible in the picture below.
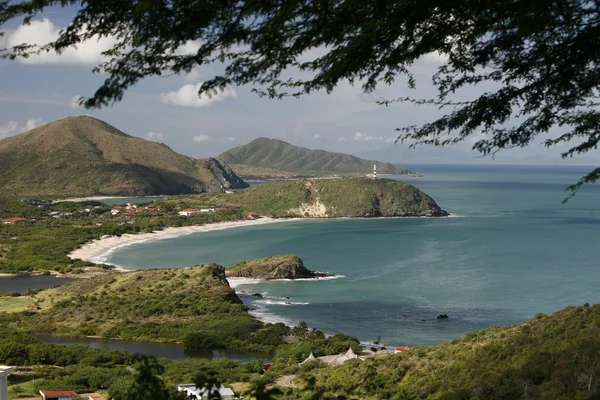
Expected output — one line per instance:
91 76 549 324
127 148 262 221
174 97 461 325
200 208 215 213
176 384 235 400
243 211 258 219
178 208 201 216
394 346 411 354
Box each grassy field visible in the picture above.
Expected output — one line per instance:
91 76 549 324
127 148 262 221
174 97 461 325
7 375 38 399
0 297 34 313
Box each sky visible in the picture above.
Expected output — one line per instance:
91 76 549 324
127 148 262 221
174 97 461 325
0 8 598 165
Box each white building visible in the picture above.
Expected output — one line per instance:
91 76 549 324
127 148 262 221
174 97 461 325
178 208 201 216
0 366 12 400
176 384 235 400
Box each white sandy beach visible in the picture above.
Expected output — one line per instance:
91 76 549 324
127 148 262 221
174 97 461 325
52 196 131 203
68 217 290 270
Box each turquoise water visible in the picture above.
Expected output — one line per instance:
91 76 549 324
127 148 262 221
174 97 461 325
106 164 600 347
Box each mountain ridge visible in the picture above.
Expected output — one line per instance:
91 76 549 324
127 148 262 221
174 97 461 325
219 137 412 176
0 116 248 196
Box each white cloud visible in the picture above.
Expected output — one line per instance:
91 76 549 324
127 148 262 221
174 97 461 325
192 134 236 144
337 137 347 142
160 83 237 108
313 134 321 139
192 134 213 143
0 118 42 139
25 118 41 130
7 18 117 65
354 132 383 142
145 131 165 142
174 40 201 55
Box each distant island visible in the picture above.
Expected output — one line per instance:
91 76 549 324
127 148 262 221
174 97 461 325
0 116 248 197
218 137 417 179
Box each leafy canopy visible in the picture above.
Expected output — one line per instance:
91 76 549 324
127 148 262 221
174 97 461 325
2 0 599 193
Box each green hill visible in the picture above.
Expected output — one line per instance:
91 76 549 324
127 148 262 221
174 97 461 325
167 177 449 217
219 137 412 176
296 303 600 399
0 116 248 196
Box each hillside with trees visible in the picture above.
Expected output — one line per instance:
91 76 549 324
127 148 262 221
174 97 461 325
0 116 248 197
168 177 449 218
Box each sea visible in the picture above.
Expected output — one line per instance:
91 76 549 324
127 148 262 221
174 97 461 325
104 164 600 348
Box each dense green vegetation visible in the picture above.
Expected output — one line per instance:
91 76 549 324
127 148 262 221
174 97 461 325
7 303 600 399
167 178 448 218
219 137 412 177
0 116 247 196
284 304 600 400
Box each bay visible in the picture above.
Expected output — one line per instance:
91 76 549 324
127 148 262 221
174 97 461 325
106 164 600 347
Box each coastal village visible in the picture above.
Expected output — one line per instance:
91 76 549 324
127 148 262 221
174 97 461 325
2 200 261 226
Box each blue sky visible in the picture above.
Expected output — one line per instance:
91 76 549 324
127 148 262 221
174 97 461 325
1 9 598 165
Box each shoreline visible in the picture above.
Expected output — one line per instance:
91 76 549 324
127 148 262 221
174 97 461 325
68 217 295 269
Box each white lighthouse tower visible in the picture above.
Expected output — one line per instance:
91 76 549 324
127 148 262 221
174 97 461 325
373 164 377 180
0 366 12 400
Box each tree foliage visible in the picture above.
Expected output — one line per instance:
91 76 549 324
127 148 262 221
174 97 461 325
2 0 600 192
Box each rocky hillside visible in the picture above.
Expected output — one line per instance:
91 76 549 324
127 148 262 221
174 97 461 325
219 137 412 176
226 255 331 279
179 177 448 217
0 116 248 196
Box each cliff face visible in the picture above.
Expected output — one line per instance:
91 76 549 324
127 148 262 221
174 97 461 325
205 158 249 191
226 255 331 280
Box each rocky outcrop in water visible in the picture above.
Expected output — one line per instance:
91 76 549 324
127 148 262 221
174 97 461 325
226 255 331 280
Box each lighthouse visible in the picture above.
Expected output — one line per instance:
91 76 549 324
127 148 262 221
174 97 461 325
373 164 377 180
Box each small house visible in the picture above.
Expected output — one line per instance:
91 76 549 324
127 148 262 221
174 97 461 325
26 304 39 311
200 208 215 213
243 211 258 219
394 346 411 354
178 208 201 216
39 390 80 400
176 384 235 400
110 206 122 215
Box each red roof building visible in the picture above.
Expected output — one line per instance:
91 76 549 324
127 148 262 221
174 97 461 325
394 346 411 353
40 390 79 400
2 217 28 224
